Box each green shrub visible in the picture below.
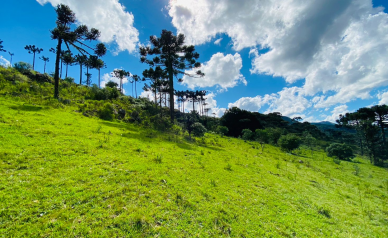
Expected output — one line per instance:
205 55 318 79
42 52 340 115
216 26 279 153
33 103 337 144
326 143 354 161
64 77 74 83
241 129 254 141
98 103 115 121
278 134 302 153
192 122 207 137
14 62 32 73
217 126 229 136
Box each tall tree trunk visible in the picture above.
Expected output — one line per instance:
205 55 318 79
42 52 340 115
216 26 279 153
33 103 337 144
66 64 68 78
154 88 157 109
79 64 82 85
168 61 174 123
10 56 13 66
86 66 89 86
44 62 46 73
135 80 137 98
98 69 101 88
60 58 63 79
32 53 36 71
379 115 386 147
54 38 62 99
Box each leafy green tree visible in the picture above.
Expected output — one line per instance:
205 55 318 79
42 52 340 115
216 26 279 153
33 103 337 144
14 62 32 73
192 122 207 137
91 57 105 88
326 143 354 161
0 39 5 52
217 126 229 136
132 74 142 99
106 81 118 89
266 127 283 145
278 134 302 153
50 4 106 98
255 129 270 153
74 54 87 85
140 30 204 122
303 132 316 158
39 56 49 73
242 129 254 141
24 45 43 70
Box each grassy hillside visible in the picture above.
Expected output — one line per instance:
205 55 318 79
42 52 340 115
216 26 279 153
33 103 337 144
1 67 388 237
1 96 388 237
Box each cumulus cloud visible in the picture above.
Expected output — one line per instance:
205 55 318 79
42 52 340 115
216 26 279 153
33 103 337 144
37 0 139 54
228 87 311 118
324 105 349 122
169 0 388 113
183 53 246 90
377 91 388 105
100 71 130 94
0 55 11 67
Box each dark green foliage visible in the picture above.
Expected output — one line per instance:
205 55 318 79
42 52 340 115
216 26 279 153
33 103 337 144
217 126 229 136
50 4 106 98
64 77 74 83
266 127 283 145
106 81 118 89
326 143 354 161
14 62 33 73
140 30 204 122
192 122 207 137
278 134 302 153
241 129 254 141
255 129 270 152
0 39 5 52
98 103 114 121
24 45 43 70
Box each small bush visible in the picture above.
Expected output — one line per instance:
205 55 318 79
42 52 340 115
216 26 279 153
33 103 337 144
241 129 254 141
326 143 354 161
64 77 74 83
278 134 302 153
192 122 207 137
217 126 229 136
98 103 114 121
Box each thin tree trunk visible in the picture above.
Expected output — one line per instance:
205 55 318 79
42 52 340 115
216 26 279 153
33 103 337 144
60 58 63 79
98 69 101 88
32 53 36 71
168 61 174 123
135 80 137 98
66 64 68 78
379 115 386 147
44 62 46 73
79 64 82 85
54 38 62 99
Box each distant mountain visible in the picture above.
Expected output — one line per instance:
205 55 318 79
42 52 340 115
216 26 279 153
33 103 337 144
312 121 336 126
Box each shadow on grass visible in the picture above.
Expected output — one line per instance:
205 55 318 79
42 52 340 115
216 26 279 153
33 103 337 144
10 104 44 112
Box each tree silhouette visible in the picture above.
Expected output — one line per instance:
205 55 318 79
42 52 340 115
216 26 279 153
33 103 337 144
24 45 43 70
112 69 129 93
132 74 142 98
91 57 105 88
0 39 5 52
143 66 168 108
62 51 74 78
39 56 50 73
140 30 204 122
74 54 87 85
8 52 14 66
50 4 106 98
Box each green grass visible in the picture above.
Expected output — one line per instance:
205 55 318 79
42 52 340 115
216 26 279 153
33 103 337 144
1 96 388 237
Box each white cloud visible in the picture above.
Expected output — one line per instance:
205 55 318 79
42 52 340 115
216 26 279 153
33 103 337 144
169 0 388 112
228 87 311 118
0 55 10 67
214 38 223 45
182 53 246 90
37 0 139 54
324 105 349 122
377 91 388 105
100 71 130 94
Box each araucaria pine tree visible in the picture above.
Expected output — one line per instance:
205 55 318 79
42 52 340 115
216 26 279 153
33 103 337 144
50 4 106 98
140 30 204 122
39 56 50 73
24 45 43 70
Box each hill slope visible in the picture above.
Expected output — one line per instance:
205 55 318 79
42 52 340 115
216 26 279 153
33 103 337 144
1 97 388 237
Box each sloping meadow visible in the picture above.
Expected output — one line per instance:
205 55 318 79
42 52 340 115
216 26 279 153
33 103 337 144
0 95 388 237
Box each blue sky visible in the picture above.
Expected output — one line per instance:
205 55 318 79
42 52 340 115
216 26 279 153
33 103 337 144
1 0 388 122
